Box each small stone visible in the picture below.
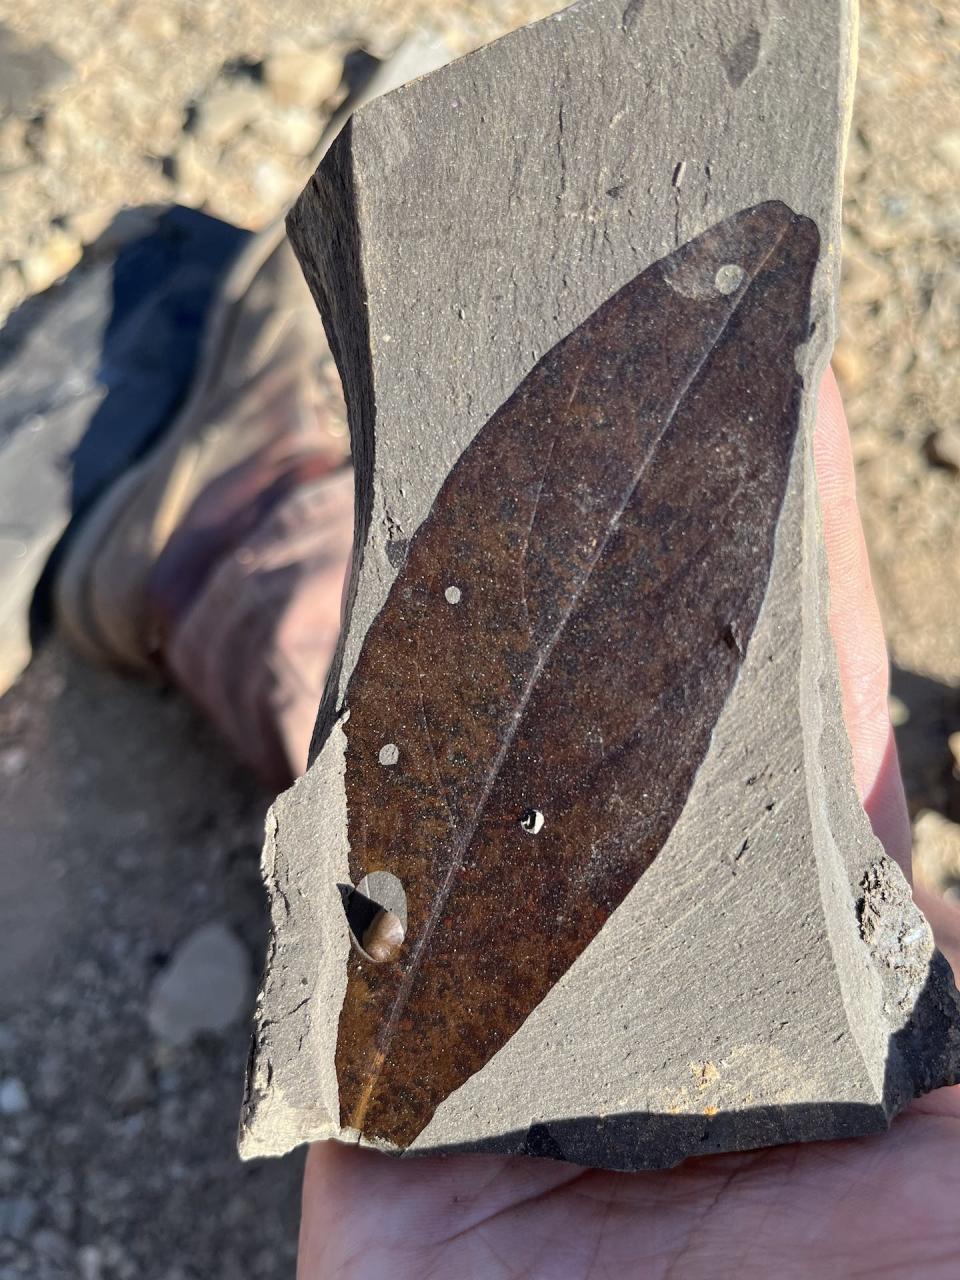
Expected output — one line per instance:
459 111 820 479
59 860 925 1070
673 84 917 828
78 1245 103 1280
99 1236 136 1277
252 158 297 207
48 1192 75 1234
32 1228 70 1264
261 48 342 108
0 25 71 115
888 694 909 728
913 811 960 894
18 229 83 294
933 130 960 173
0 1078 29 1115
0 1156 18 1188
166 135 213 205
113 1057 152 1111
0 1195 37 1240
34 1053 67 1104
147 922 250 1046
832 334 869 392
62 206 120 246
361 909 405 963
948 731 960 777
926 428 960 473
0 114 31 169
25 105 69 164
0 746 26 777
0 262 25 321
126 4 181 42
840 237 889 308
249 105 322 156
191 83 263 147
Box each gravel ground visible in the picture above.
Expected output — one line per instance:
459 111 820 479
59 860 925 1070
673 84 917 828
0 1 958 1277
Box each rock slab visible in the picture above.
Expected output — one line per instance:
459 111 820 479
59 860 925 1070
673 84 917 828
240 0 960 1169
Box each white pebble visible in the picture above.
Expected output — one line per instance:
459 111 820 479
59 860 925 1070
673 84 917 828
0 747 27 778
0 1077 30 1115
378 743 399 766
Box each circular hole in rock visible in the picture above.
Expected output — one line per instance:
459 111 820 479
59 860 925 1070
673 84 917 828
341 870 407 963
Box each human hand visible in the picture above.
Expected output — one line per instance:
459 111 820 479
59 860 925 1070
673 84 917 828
297 372 960 1280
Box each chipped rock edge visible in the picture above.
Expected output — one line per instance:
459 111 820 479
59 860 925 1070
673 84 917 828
239 0 960 1165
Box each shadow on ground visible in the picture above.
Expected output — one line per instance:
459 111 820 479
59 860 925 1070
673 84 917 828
0 642 302 1279
892 664 960 822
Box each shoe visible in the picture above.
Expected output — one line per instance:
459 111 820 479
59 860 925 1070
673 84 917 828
53 33 453 676
53 223 350 673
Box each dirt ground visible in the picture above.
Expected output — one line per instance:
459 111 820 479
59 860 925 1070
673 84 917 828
0 1 958 1277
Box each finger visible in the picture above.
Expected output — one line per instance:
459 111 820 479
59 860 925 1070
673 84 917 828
813 369 912 877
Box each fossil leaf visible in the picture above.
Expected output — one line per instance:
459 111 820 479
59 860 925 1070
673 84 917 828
335 201 819 1148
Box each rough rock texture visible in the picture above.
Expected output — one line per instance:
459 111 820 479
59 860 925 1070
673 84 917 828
240 0 960 1169
329 203 825 1153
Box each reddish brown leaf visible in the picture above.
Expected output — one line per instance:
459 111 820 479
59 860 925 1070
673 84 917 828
335 201 819 1147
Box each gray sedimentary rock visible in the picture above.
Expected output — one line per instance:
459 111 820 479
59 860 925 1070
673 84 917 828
240 0 960 1169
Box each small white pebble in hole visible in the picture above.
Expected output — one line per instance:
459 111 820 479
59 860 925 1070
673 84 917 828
520 808 545 835
444 585 462 605
714 264 745 295
378 743 399 766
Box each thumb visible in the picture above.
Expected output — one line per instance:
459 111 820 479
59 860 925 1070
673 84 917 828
814 368 912 878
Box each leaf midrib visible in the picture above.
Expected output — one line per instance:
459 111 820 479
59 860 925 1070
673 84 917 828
349 223 788 1129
